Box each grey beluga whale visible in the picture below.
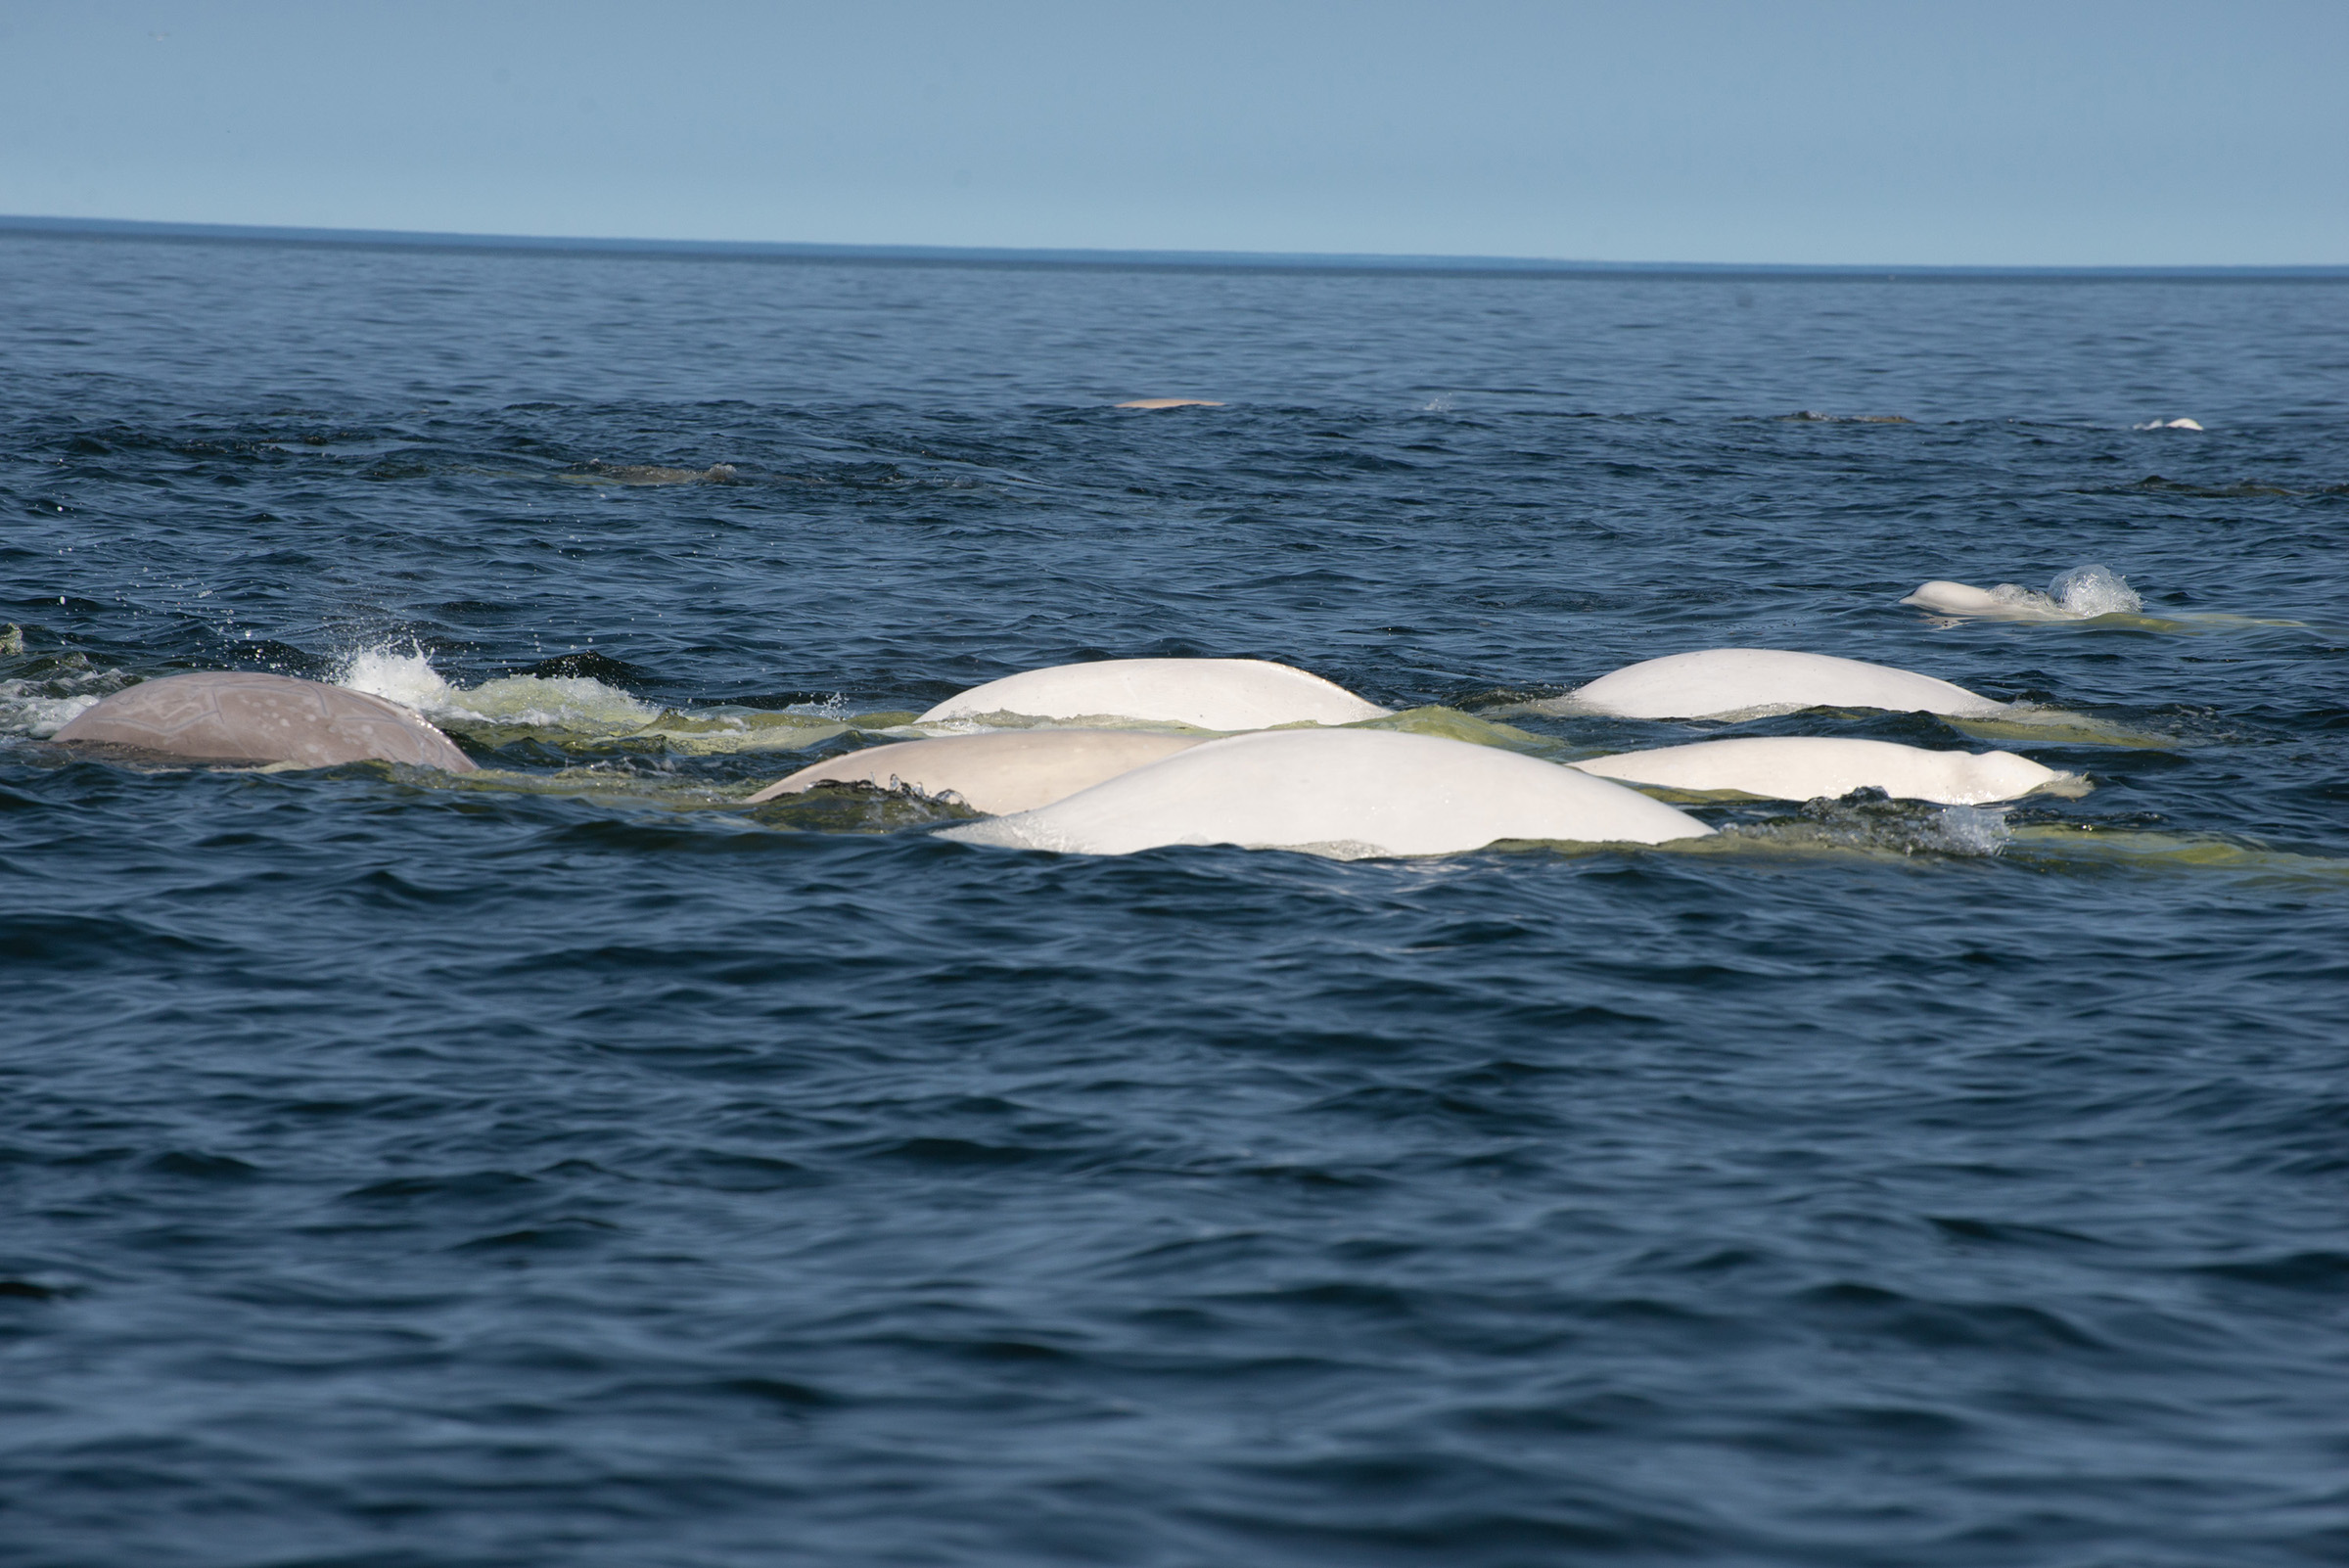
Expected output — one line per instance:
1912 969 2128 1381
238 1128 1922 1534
941 728 1711 857
747 729 1207 813
54 670 475 770
918 658 1388 731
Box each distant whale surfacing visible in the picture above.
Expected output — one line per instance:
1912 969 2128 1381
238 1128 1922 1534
55 670 475 770
1573 736 2070 805
1549 649 2004 720
1901 564 2143 622
747 730 1205 813
918 658 1389 731
942 728 1712 857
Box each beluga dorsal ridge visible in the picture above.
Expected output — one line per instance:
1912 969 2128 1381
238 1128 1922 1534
917 658 1388 732
54 670 476 770
1572 736 2072 805
1551 649 2004 720
1900 581 2074 622
747 729 1206 813
940 728 1712 857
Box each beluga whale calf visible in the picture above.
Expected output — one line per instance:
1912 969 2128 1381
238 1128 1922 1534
747 729 1206 813
918 658 1389 731
55 670 475 770
1572 736 2072 805
941 728 1712 857
1545 649 2004 720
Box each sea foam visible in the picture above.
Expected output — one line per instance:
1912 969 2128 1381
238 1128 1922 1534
334 643 854 755
337 645 661 733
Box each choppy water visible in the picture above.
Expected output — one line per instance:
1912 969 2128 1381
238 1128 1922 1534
4 232 2347 1567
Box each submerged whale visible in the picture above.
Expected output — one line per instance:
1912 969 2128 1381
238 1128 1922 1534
559 461 737 485
1550 649 2004 720
1572 736 2069 805
747 729 1205 813
918 658 1389 731
55 670 475 770
941 728 1712 856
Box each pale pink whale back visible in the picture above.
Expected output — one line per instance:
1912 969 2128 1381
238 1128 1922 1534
56 670 476 771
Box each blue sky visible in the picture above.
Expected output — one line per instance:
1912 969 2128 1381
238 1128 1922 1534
2 0 2342 265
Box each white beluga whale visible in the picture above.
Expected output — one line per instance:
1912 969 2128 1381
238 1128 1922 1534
1902 564 2142 623
54 670 475 770
1572 736 2073 805
1902 581 2074 621
1548 649 2004 720
940 728 1712 857
918 658 1388 731
746 729 1206 813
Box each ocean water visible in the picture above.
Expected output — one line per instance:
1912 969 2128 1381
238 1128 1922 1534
3 232 2347 1567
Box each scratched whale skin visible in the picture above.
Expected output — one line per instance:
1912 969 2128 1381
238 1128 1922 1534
55 669 475 769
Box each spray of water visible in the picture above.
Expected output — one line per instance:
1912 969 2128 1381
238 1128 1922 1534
336 643 660 731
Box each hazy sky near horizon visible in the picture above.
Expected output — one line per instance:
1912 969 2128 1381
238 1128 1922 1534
3 0 2343 266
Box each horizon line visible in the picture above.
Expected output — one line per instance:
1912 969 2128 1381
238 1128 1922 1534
5 213 2345 282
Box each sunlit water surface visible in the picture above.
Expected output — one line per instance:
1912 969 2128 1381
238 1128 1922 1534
4 234 2347 1567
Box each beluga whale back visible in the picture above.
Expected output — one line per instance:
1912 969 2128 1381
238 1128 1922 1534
941 728 1712 857
1900 581 2070 621
1553 649 2004 720
747 729 1206 813
1573 736 2069 805
55 671 475 770
918 658 1388 731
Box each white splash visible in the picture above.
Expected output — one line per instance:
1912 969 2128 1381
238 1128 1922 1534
2046 563 2143 617
331 642 850 754
337 645 460 713
336 644 659 732
1 685 105 738
1924 805 2013 856
0 649 130 738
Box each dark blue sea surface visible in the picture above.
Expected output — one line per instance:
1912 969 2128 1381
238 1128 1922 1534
3 233 2347 1567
